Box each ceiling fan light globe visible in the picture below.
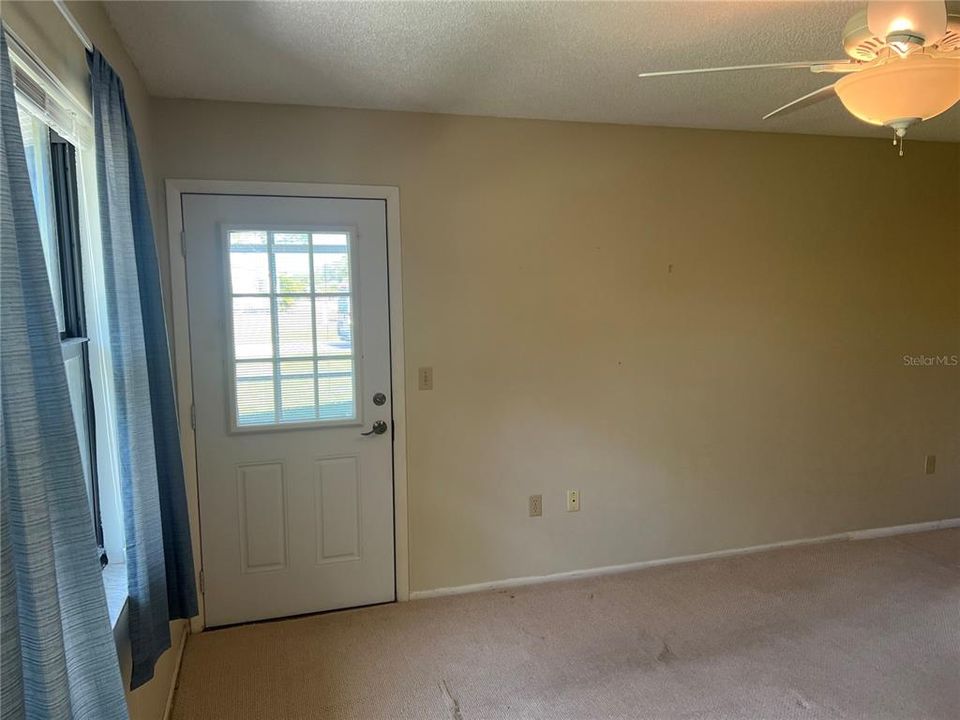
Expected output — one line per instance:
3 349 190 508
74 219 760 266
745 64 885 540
834 53 960 126
867 0 948 46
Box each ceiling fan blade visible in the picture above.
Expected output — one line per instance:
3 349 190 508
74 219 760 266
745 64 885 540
762 84 838 121
637 61 855 79
809 62 864 73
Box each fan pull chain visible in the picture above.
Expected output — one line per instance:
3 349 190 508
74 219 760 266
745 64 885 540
892 130 905 158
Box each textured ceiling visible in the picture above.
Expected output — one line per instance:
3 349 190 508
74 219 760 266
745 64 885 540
104 0 960 142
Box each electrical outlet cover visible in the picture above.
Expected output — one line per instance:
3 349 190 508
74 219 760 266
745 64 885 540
529 494 542 517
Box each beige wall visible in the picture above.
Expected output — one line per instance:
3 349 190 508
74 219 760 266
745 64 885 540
152 99 960 592
1 3 185 719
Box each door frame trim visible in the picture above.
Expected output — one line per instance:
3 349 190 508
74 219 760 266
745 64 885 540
165 179 409 632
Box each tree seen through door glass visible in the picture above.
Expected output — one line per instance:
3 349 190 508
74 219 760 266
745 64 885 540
228 229 356 427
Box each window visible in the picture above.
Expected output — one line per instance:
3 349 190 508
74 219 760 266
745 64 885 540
20 111 65 330
13 49 108 567
226 229 358 428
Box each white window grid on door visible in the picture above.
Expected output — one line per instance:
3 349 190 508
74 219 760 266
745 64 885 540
221 224 362 432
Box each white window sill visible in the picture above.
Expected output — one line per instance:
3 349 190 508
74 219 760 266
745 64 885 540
102 562 128 629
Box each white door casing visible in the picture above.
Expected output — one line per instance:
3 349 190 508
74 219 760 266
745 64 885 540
179 190 403 627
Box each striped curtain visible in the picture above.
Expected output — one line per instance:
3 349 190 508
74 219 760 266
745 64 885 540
87 48 198 690
0 29 128 720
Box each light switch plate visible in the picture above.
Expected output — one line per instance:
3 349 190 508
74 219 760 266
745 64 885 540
924 454 936 475
418 366 434 391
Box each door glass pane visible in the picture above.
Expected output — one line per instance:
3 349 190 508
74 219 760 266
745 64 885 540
231 230 268 246
315 296 352 355
280 360 316 422
273 237 310 293
226 228 358 428
232 297 272 359
313 251 350 293
275 231 309 246
229 232 269 294
317 358 355 420
276 297 313 356
312 232 348 247
236 362 276 426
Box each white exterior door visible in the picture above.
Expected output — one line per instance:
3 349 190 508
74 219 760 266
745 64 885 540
183 194 395 627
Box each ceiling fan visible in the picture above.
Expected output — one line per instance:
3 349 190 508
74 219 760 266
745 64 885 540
637 0 960 155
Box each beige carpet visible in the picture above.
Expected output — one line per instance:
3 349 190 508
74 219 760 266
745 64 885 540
172 529 959 720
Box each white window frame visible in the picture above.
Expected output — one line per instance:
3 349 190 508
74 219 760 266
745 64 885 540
222 223 363 433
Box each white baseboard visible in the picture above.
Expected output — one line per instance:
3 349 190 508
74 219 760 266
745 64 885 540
846 518 959 539
162 622 189 720
409 517 960 601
